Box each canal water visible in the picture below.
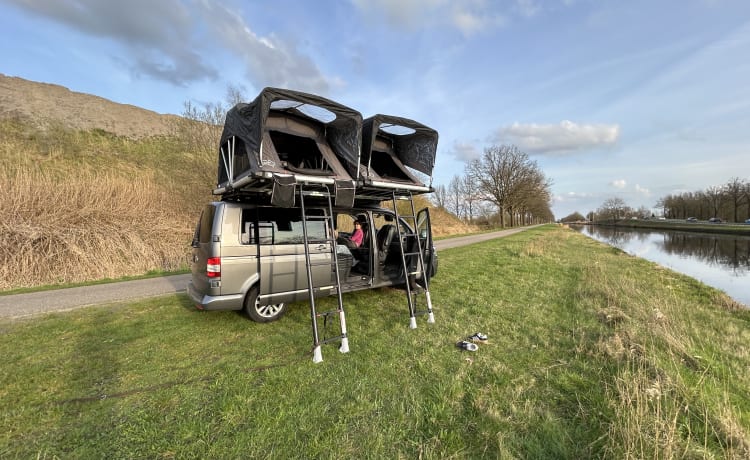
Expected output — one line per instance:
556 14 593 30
570 225 750 307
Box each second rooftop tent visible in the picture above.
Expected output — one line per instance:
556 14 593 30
215 87 362 207
355 114 439 201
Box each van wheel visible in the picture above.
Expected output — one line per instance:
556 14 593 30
244 287 287 323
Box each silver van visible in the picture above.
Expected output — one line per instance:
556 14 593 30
187 200 437 322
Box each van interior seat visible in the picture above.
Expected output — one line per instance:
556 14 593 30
377 224 397 257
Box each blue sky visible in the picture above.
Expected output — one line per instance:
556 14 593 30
2 0 749 218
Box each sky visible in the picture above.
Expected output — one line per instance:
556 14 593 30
1 0 749 219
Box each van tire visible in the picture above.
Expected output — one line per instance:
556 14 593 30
244 286 287 323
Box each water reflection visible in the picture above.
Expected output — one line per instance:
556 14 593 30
570 225 750 306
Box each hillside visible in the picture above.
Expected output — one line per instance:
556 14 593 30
0 73 178 138
0 75 473 289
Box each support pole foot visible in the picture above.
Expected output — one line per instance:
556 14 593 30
409 317 418 329
312 345 323 363
339 338 350 354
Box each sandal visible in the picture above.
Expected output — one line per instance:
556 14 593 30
456 340 478 352
467 332 488 342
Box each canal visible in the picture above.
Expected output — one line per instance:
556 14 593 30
570 225 750 307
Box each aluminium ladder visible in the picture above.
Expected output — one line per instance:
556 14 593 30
298 183 349 363
390 190 435 329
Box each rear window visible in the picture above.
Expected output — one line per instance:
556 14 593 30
198 204 217 244
242 208 327 245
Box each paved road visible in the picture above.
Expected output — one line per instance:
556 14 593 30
0 226 539 319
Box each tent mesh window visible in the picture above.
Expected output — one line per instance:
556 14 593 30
370 136 411 181
269 131 333 175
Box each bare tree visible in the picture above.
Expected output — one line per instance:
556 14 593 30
597 197 629 222
723 177 748 223
175 85 249 156
704 186 725 219
432 184 448 209
467 145 550 228
461 174 480 223
448 175 464 219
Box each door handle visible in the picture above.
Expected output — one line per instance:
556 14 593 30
316 244 327 250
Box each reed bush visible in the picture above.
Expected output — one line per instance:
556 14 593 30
0 120 200 289
0 166 192 289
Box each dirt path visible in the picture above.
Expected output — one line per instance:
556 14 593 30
0 226 540 319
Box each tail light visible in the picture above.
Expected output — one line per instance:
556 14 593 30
207 257 221 278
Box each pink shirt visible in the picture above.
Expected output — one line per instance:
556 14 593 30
350 227 363 246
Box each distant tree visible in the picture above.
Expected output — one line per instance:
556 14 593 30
597 197 630 222
176 84 249 156
723 177 748 222
461 174 480 223
467 145 551 228
560 212 585 223
433 184 448 209
448 175 464 219
635 206 650 219
704 186 725 219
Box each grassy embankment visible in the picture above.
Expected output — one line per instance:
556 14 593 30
2 225 748 458
595 219 750 236
0 119 473 292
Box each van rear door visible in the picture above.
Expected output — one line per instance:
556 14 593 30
416 207 436 283
191 203 218 295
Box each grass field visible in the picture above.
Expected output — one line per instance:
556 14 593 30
1 226 749 458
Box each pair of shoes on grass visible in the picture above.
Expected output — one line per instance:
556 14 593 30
456 332 488 352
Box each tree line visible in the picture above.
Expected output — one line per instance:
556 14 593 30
572 177 750 223
657 177 750 222
433 145 554 227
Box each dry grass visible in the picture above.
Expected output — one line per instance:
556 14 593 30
579 253 750 459
0 121 196 290
0 165 192 290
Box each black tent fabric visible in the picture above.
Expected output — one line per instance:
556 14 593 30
361 114 438 183
217 87 362 190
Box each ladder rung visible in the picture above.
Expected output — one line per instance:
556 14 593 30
320 334 346 345
317 308 343 317
308 261 335 268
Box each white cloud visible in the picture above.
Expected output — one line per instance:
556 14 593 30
451 9 507 35
351 0 509 35
6 0 334 92
635 184 650 196
515 0 541 17
611 179 627 189
554 191 594 203
494 120 620 155
452 141 480 161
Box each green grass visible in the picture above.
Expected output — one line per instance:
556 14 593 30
2 226 749 458
598 219 750 236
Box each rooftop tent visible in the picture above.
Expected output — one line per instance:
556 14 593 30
358 114 438 197
215 87 362 204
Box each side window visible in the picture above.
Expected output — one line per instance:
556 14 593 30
241 208 327 245
372 212 395 232
198 205 216 244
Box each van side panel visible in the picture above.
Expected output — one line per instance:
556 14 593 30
218 205 260 302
